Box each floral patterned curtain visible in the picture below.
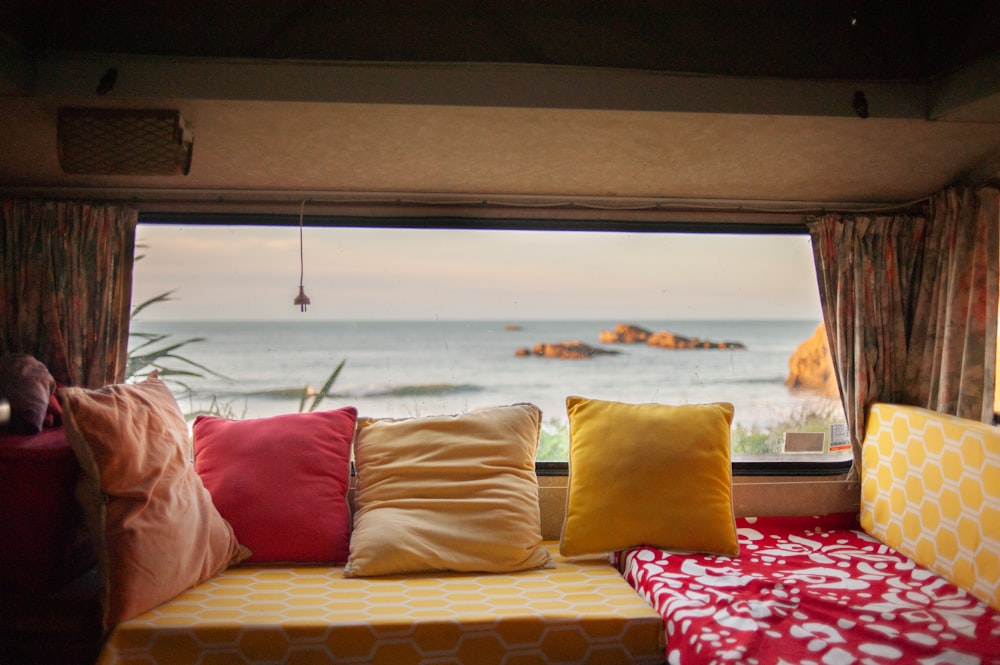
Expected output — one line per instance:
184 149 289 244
903 187 999 422
0 199 137 388
808 186 999 477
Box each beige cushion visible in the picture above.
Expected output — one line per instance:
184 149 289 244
60 373 244 630
560 396 739 557
345 403 552 577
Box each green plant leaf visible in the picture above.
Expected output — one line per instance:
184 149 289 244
131 290 176 319
305 359 347 413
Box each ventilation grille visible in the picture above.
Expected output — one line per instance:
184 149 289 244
57 108 193 175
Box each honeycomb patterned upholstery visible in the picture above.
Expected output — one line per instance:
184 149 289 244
861 403 1000 610
97 543 665 665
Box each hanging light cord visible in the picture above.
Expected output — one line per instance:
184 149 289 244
293 200 311 312
298 199 306 288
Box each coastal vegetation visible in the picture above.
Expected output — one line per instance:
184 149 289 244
538 418 571 461
126 291 229 393
730 401 843 455
127 289 345 419
535 401 842 460
297 360 346 413
126 244 228 404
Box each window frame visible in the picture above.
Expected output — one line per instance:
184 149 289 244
136 210 848 477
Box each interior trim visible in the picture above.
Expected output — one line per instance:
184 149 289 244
28 53 930 119
139 210 810 233
3 187 929 228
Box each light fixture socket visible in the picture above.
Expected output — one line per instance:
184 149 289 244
294 285 311 312
57 107 194 175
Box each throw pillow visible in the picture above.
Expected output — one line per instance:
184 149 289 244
0 353 57 434
345 403 552 577
193 407 357 563
560 396 738 557
60 373 245 630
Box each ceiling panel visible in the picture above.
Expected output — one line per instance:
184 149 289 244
2 2 999 221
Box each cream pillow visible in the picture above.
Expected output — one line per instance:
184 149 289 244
560 396 738 557
345 403 553 577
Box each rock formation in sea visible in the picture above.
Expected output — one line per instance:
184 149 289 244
599 324 652 344
514 341 620 359
786 323 839 398
599 323 746 350
647 330 746 350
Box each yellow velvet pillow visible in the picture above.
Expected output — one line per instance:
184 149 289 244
60 374 245 631
345 404 553 577
560 396 738 557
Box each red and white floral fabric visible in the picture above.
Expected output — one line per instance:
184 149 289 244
617 514 1000 665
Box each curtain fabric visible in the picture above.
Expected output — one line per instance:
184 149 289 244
903 187 999 422
808 186 999 476
808 212 926 475
1 200 138 388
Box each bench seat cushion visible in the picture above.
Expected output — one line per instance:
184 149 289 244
861 403 1000 610
619 513 1000 665
0 427 94 594
96 543 664 665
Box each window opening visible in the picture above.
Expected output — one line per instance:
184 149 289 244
129 223 848 468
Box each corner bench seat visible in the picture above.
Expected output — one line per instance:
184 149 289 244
97 543 665 665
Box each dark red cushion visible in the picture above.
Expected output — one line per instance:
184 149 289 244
0 428 94 594
0 354 57 435
193 408 357 563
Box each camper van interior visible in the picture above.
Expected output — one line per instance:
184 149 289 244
2 2 1000 664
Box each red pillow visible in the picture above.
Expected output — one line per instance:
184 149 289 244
193 408 357 563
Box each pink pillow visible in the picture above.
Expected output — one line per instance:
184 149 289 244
60 375 244 630
193 407 357 563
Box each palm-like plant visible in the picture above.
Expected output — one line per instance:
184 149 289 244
128 288 347 418
297 359 347 413
126 291 230 393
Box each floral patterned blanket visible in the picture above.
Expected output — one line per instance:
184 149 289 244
616 514 1000 665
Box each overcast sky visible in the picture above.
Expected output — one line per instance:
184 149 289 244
131 224 824 322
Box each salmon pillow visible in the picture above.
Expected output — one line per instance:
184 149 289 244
60 373 245 631
193 407 357 563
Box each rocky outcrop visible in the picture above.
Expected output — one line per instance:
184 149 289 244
786 323 839 398
647 331 746 350
515 341 620 360
599 324 652 344
600 323 746 350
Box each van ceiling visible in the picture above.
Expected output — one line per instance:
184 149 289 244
1 1 1000 224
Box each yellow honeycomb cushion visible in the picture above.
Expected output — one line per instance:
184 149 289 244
861 403 1000 610
97 543 665 665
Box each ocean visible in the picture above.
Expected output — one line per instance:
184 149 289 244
129 319 837 435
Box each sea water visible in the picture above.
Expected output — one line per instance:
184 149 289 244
129 319 836 431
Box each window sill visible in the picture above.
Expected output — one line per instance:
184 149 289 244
535 451 853 478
